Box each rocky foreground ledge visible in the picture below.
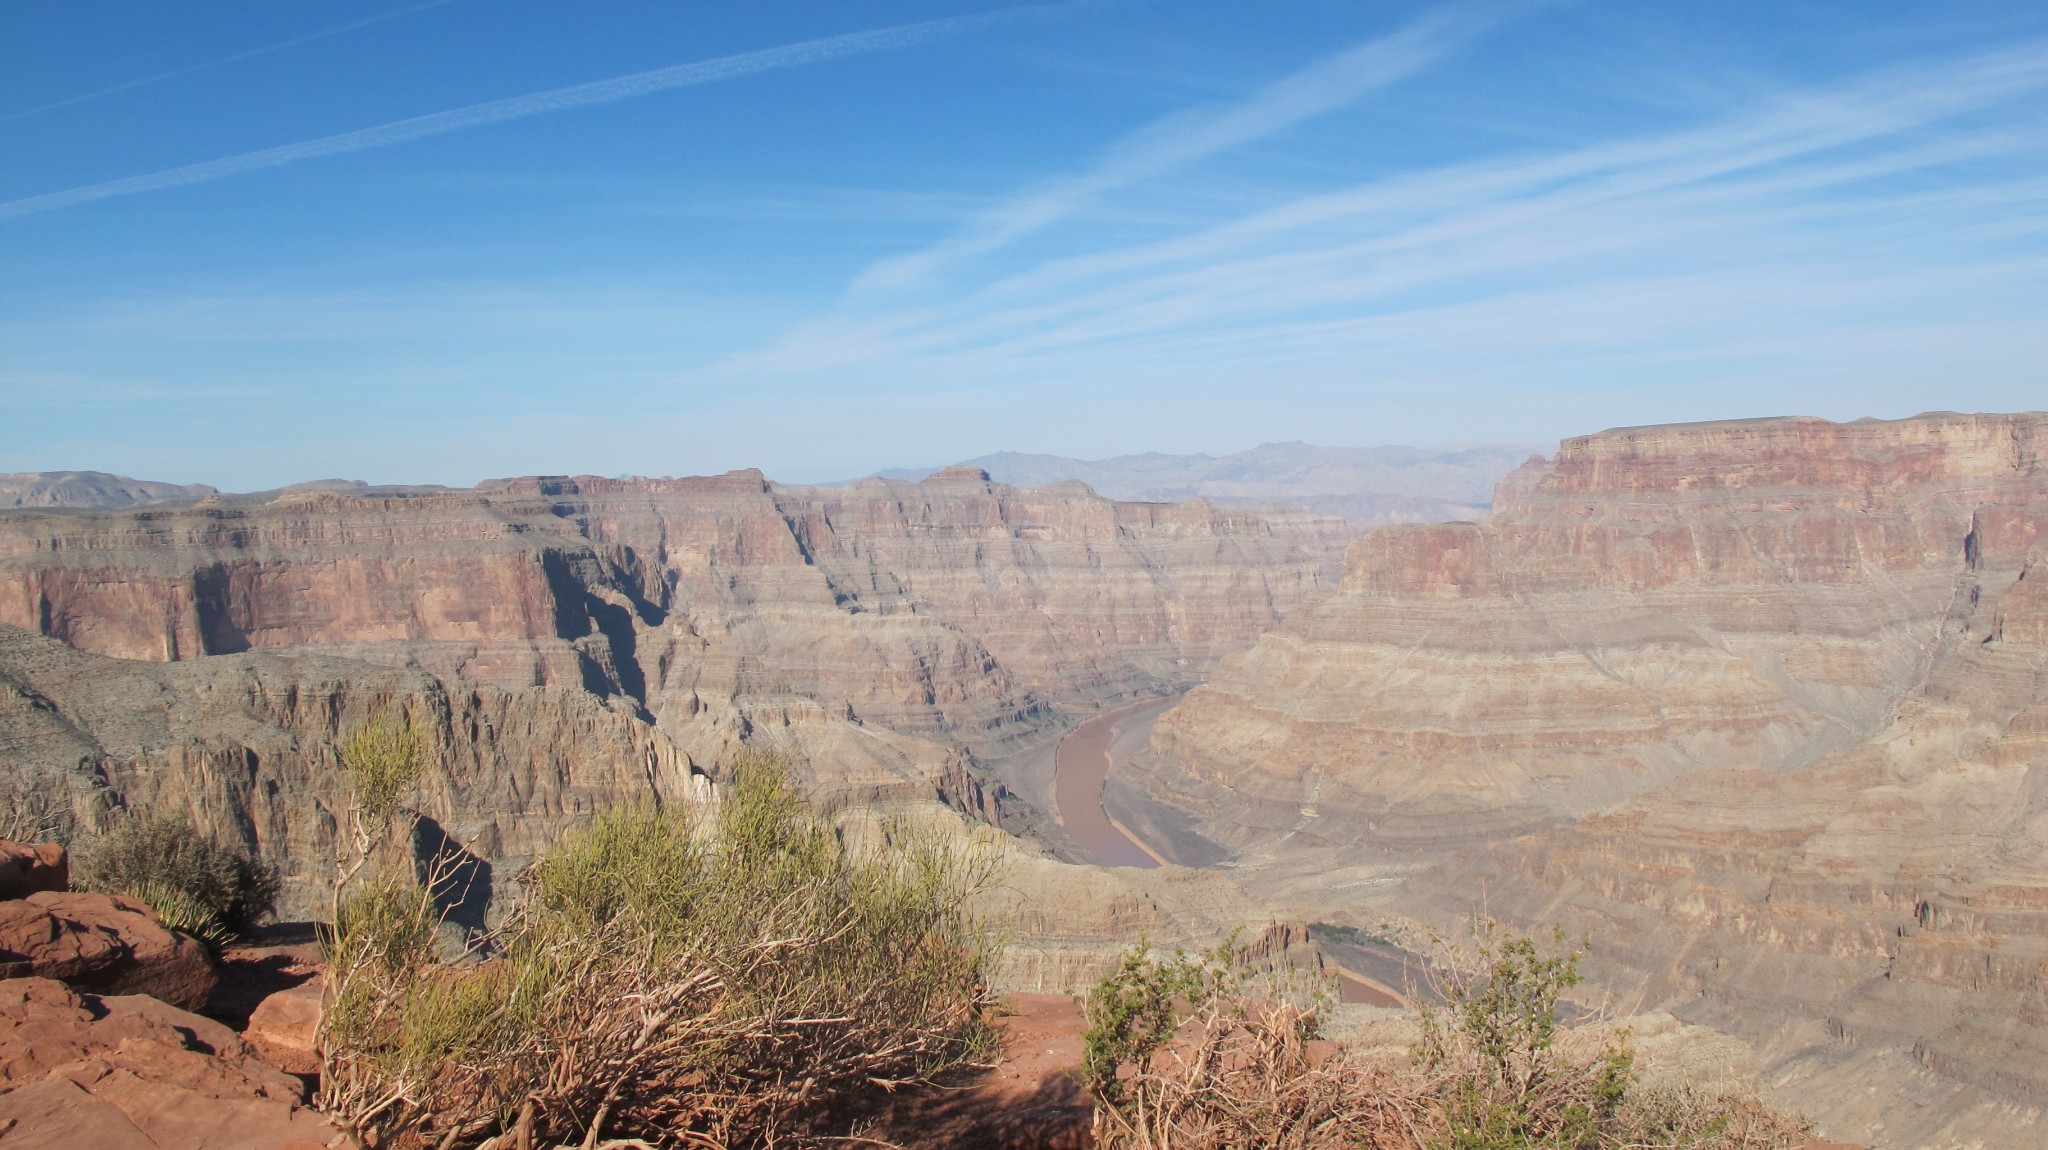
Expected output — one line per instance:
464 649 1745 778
0 839 349 1149
0 829 1094 1150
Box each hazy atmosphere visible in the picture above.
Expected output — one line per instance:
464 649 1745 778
5 0 2047 487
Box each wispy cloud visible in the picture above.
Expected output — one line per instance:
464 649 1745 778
0 4 1052 220
723 34 2048 394
0 0 463 126
854 0 1531 290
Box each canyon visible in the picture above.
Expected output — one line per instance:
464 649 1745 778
3 413 2045 1146
0 467 1345 966
1113 411 2048 1147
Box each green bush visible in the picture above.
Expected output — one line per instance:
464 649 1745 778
78 814 280 939
1081 943 1231 1105
1420 922 1627 1149
1084 918 1811 1150
338 706 424 825
319 759 1003 1149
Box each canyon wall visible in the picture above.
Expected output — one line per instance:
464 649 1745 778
0 469 1343 918
0 623 697 921
1114 412 2048 1146
0 467 1341 794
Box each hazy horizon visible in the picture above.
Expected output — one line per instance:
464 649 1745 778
1 436 1551 492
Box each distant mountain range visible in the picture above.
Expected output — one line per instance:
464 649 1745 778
859 442 1542 525
2 442 1543 526
0 471 218 510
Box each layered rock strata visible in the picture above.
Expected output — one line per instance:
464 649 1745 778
0 471 1340 916
0 469 1336 755
1116 412 2048 1146
0 625 695 919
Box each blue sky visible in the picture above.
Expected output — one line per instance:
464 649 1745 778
3 0 2045 488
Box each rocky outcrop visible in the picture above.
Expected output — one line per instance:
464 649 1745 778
0 892 217 1011
243 977 322 1077
1116 412 2048 1146
0 976 351 1148
0 842 65 901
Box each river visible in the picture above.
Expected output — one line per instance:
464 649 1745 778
1049 698 1174 869
1047 698 1409 1007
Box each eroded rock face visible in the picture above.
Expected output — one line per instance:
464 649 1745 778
0 976 351 1149
0 472 1338 751
1115 411 2048 1146
0 474 1341 918
0 625 699 920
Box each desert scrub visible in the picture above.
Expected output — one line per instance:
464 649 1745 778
0 772 74 846
1081 945 1208 1106
338 705 425 826
1084 939 1378 1149
1416 922 1631 1150
76 813 280 941
1084 919 1811 1150
1080 937 1294 1107
319 760 1004 1149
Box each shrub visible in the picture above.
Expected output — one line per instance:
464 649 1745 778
338 706 425 828
1081 941 1240 1106
0 773 73 846
318 759 1003 1149
77 813 280 939
1085 939 1415 1149
1084 919 1812 1150
1417 921 1629 1149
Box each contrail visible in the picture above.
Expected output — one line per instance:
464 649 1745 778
0 0 464 126
855 0 1533 290
0 6 1049 220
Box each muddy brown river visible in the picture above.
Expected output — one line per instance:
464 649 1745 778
1047 699 1409 1008
1050 699 1171 869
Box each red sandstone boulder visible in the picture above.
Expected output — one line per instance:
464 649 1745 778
0 841 66 901
0 891 216 1010
244 974 324 1077
0 976 351 1148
